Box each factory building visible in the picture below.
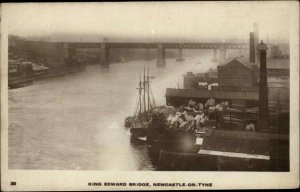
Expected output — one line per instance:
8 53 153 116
168 31 289 111
217 58 259 87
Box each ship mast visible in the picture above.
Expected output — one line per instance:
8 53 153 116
147 64 150 111
139 73 142 117
143 64 146 113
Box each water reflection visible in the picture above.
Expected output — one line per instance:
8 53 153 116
129 136 157 171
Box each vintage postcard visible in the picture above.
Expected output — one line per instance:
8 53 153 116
1 1 299 190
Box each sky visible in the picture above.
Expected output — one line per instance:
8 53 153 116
2 2 295 42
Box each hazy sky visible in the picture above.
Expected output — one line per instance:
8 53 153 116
2 2 295 42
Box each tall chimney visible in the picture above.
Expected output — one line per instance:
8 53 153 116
250 32 255 63
256 40 269 131
254 22 259 48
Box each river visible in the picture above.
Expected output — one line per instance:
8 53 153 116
8 50 217 170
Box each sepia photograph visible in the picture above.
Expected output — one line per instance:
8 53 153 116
1 1 299 190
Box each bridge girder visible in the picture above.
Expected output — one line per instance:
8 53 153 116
62 41 248 67
65 42 249 49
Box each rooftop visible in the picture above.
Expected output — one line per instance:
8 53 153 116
220 57 289 70
166 88 259 100
220 57 254 69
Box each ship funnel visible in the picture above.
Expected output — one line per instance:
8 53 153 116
256 40 269 131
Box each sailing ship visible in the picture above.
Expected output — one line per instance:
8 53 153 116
124 65 156 139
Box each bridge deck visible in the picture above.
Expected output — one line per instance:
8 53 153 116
64 42 249 49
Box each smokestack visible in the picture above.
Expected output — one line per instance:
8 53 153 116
254 22 259 48
256 40 269 131
250 32 255 63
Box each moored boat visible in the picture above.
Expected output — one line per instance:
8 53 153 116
124 65 156 139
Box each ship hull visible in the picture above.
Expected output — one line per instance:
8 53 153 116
156 150 279 171
148 141 288 171
130 127 148 138
146 127 289 171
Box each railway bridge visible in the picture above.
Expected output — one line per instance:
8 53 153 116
62 42 249 67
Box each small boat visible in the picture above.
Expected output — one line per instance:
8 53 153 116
125 65 156 139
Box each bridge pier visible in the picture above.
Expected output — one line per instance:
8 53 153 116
62 43 69 64
63 43 77 66
176 48 185 62
211 49 218 62
100 43 110 67
69 46 77 63
157 44 166 67
219 46 226 64
145 48 151 61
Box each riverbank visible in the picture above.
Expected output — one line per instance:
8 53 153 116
9 64 86 89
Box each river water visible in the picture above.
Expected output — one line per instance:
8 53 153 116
9 50 216 170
